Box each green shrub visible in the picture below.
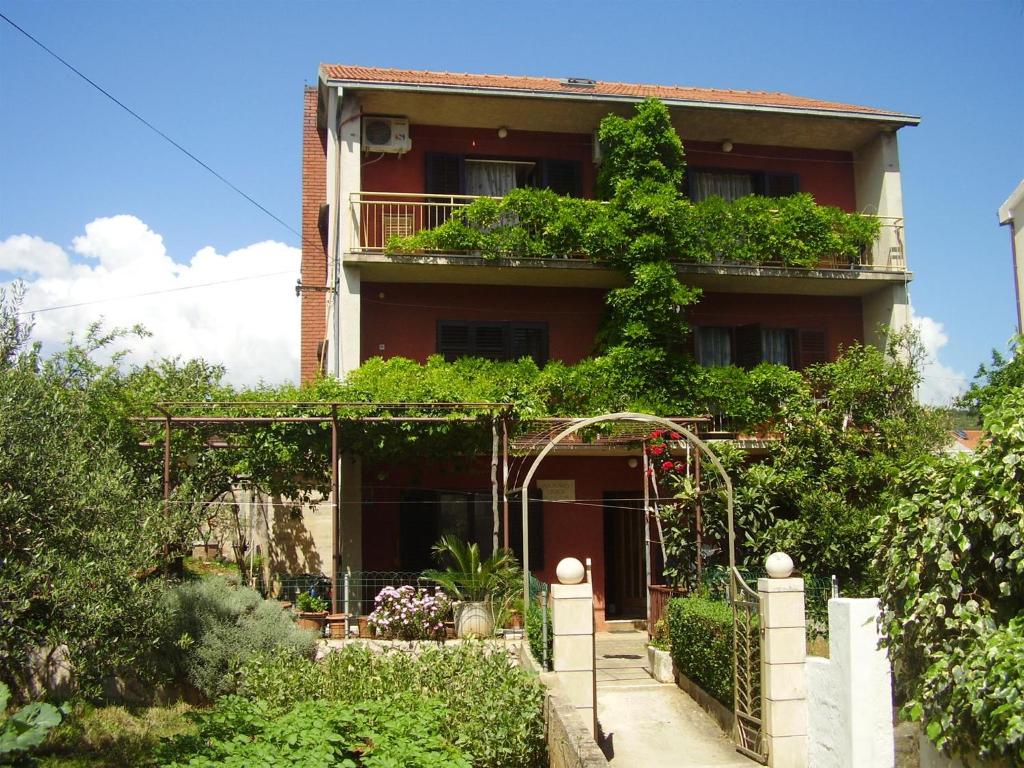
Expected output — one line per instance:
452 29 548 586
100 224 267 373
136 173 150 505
666 597 734 706
159 576 317 699
0 682 67 759
160 694 469 768
526 602 552 671
875 386 1024 762
236 643 546 768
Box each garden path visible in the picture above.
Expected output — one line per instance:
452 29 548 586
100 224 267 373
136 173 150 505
595 631 757 768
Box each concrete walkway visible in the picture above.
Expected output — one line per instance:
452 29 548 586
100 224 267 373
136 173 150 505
595 631 757 768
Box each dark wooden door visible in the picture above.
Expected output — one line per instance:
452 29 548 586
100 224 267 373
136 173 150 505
603 493 646 618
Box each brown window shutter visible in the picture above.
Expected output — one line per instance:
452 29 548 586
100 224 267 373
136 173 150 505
797 329 829 369
734 324 763 369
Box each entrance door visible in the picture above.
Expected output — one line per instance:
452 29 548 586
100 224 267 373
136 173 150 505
603 493 646 619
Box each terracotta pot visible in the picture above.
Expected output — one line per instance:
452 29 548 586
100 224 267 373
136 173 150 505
327 613 347 639
357 615 371 638
295 611 328 634
455 601 494 638
507 610 524 630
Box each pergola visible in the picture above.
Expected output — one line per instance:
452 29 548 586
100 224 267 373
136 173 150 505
136 402 721 619
136 401 512 612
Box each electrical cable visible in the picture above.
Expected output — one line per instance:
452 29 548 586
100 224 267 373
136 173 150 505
20 270 295 315
0 11 299 238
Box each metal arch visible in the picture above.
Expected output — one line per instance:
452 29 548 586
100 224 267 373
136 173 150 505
513 411 735 628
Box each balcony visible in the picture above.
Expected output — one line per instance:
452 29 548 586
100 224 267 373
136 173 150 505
346 191 909 294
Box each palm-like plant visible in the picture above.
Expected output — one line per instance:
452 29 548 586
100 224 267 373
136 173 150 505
423 535 519 604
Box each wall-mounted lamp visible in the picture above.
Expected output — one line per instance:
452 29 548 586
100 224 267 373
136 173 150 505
721 140 734 153
628 457 639 469
497 126 509 139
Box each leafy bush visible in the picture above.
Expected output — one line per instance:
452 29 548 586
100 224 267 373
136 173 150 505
875 386 1024 762
526 601 552 671
236 643 545 768
159 576 317 699
294 592 328 614
160 694 470 768
368 586 449 641
665 597 734 706
0 682 67 759
385 189 879 270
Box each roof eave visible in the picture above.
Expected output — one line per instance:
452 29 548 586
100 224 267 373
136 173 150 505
319 74 921 128
999 180 1024 224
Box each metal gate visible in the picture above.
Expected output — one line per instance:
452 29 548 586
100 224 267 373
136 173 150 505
732 567 766 762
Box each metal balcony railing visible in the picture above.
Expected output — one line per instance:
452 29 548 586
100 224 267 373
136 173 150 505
348 191 908 273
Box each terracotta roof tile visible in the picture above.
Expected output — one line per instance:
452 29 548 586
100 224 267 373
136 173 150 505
320 64 914 120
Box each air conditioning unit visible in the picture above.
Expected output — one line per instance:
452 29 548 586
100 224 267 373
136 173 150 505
362 116 411 153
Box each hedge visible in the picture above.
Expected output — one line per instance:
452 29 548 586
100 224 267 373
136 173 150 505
665 597 734 707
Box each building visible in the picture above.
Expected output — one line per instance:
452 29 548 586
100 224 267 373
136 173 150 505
297 64 918 627
998 179 1024 335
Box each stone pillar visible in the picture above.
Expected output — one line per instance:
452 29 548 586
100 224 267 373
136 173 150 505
551 557 596 738
759 553 808 768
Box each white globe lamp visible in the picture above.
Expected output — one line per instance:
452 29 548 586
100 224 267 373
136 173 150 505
556 557 586 585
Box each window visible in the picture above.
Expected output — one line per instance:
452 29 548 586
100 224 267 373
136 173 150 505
696 326 733 366
688 169 800 203
426 153 582 197
695 324 827 370
398 489 543 571
761 328 795 367
437 321 548 366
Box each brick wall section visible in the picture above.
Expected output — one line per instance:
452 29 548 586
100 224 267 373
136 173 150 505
300 86 328 384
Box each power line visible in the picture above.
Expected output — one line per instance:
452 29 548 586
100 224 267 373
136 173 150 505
0 11 299 238
20 270 294 315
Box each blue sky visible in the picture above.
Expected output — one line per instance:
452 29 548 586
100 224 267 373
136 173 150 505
1 0 1022 397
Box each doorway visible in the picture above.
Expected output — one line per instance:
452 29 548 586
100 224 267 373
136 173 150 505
603 492 645 619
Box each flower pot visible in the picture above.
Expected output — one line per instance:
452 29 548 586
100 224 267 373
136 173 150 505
357 615 371 638
295 611 328 634
507 610 524 630
454 601 494 638
327 613 347 639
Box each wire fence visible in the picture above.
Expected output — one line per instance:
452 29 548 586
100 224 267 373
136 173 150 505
700 565 838 643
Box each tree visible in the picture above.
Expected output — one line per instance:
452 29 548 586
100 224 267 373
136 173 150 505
0 291 231 696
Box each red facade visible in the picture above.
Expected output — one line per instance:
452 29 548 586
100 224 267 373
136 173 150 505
300 66 912 627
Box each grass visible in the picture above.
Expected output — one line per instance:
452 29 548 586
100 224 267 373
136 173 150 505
36 701 196 768
182 556 239 579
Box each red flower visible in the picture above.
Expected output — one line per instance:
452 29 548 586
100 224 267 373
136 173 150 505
650 445 665 456
675 462 685 470
650 430 664 439
669 431 681 440
661 460 675 471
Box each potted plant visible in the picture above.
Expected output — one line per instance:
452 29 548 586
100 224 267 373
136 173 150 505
294 591 329 634
423 535 518 639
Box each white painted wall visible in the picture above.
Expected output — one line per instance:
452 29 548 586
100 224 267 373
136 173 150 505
854 132 911 351
863 283 910 352
806 598 894 768
328 89 362 377
998 180 1024 335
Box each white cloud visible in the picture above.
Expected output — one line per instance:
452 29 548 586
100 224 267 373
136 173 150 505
1 215 300 387
910 309 968 407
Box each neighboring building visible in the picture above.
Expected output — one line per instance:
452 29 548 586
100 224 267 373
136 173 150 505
297 64 919 627
998 179 1024 335
947 429 985 455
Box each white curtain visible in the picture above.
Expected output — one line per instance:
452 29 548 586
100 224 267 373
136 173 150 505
694 171 754 202
761 329 793 366
697 327 732 367
465 161 518 197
